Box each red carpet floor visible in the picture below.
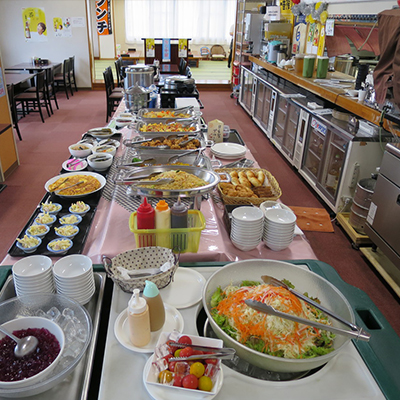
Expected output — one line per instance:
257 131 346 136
1 88 399 337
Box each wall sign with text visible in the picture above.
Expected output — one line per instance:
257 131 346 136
96 0 112 35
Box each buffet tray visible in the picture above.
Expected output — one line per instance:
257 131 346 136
136 107 200 123
134 121 202 136
0 271 106 400
7 190 101 257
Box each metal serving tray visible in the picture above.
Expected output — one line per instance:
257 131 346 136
0 272 106 400
134 121 202 137
136 107 200 123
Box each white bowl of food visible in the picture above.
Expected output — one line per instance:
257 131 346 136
69 201 90 216
87 153 113 171
115 117 133 128
54 224 80 239
47 238 73 255
40 202 62 215
59 214 82 226
92 144 117 157
15 235 42 254
68 143 93 158
87 127 115 140
34 213 57 227
25 224 50 239
146 332 224 398
0 316 65 389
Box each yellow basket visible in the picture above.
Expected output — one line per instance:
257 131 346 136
129 210 206 253
215 168 282 205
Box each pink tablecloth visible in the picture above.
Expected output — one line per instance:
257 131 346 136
1 116 317 267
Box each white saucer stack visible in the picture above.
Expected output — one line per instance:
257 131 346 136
210 142 247 160
53 255 95 305
230 206 264 251
12 256 55 297
263 208 297 251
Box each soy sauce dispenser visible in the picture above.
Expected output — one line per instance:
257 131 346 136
170 196 188 251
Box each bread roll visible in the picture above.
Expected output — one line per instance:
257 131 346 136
246 170 262 187
230 171 239 186
257 171 265 185
238 171 252 188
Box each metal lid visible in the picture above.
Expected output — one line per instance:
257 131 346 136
125 64 154 73
165 75 195 85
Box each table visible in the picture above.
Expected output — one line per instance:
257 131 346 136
5 72 36 87
5 61 62 74
159 64 179 74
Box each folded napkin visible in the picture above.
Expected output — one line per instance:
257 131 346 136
288 206 334 233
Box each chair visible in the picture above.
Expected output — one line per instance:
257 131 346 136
115 58 124 88
178 58 187 75
103 68 123 122
210 45 227 61
45 66 59 114
54 58 73 99
7 84 22 140
69 56 78 92
200 46 210 59
106 66 124 93
14 70 50 123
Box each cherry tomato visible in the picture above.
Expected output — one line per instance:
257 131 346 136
198 376 213 392
190 361 205 378
168 361 177 372
193 350 203 356
165 339 175 354
173 375 183 387
179 346 194 358
163 354 173 363
178 335 192 345
205 358 218 365
182 374 198 389
158 370 173 384
174 349 182 357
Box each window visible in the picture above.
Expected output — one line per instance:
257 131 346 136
125 0 236 44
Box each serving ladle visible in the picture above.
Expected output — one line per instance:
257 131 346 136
0 326 38 358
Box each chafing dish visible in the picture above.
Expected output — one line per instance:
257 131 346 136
134 120 202 136
136 107 201 123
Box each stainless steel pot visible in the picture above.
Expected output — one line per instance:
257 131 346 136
124 84 155 112
202 260 355 373
124 64 154 89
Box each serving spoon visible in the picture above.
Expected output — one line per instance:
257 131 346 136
0 326 38 358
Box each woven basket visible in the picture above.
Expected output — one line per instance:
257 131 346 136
103 247 179 293
215 168 282 206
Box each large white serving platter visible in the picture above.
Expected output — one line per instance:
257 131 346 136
44 172 106 198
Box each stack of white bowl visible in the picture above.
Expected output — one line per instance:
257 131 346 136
230 206 264 251
53 255 95 305
263 208 297 251
12 256 55 297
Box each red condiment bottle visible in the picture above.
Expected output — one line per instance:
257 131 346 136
137 197 155 229
136 197 155 247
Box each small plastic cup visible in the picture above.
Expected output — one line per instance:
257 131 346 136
302 55 316 78
316 56 329 79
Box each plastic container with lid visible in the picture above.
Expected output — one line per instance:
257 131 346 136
143 280 165 332
170 196 188 251
136 197 155 246
128 289 151 347
155 200 171 248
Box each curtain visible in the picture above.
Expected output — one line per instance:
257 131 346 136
125 0 236 45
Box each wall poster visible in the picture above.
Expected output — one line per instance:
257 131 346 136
162 39 171 62
146 39 155 58
178 39 188 58
96 0 112 36
22 7 48 42
53 17 72 38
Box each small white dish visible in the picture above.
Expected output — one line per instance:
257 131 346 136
40 202 62 215
12 255 52 278
232 206 264 222
53 254 93 279
62 159 88 172
160 268 206 309
87 153 113 171
25 224 50 239
59 214 83 226
34 213 57 227
16 236 42 254
92 144 117 157
69 202 90 216
87 127 117 140
54 224 80 239
68 143 93 158
264 208 297 224
98 138 120 148
114 304 184 353
46 238 73 255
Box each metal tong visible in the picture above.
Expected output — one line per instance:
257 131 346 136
244 300 370 342
169 342 236 361
261 275 362 332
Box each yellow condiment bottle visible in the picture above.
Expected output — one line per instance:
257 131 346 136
155 200 171 248
128 289 151 347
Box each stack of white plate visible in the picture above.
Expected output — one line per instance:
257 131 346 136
230 206 264 251
12 256 55 297
53 255 95 305
210 142 247 160
263 208 297 251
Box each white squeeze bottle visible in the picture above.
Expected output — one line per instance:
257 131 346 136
155 199 171 248
128 289 151 347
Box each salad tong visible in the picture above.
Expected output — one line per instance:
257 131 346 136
169 342 236 361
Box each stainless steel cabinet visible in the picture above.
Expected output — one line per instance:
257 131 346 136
239 67 256 115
